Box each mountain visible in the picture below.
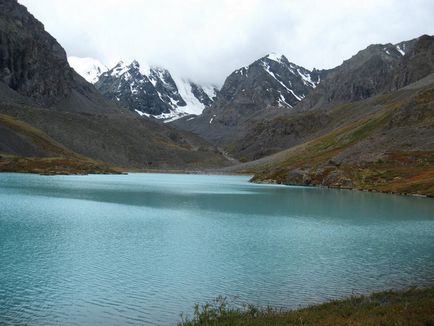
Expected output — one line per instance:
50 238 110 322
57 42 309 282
236 75 434 196
0 0 230 173
172 53 323 145
68 58 218 121
228 36 434 162
68 56 108 84
298 40 418 111
173 36 434 164
223 35 434 196
0 0 81 108
216 53 321 110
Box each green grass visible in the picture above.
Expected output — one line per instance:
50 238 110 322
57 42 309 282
0 114 120 175
0 114 78 158
248 110 391 182
179 286 434 326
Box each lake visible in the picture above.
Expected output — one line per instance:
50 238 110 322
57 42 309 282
0 173 433 325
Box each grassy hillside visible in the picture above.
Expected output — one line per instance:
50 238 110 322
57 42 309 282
0 113 119 175
178 286 434 326
236 84 434 197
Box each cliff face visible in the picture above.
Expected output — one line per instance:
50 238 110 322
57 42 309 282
392 35 434 89
299 36 434 111
0 0 74 106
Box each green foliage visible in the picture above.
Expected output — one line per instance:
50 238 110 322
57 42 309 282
178 286 434 326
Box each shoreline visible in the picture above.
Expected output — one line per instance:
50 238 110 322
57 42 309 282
1 167 432 198
178 285 434 326
252 178 433 198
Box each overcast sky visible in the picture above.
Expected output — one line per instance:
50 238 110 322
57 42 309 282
18 0 434 85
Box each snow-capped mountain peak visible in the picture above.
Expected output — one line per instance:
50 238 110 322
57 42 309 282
266 53 285 63
110 61 131 78
218 53 321 111
68 56 108 83
70 57 218 121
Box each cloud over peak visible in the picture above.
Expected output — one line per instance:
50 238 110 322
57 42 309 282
19 0 434 85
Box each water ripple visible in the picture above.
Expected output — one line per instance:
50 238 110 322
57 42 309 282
0 173 434 325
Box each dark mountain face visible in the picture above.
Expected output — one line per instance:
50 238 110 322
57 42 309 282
95 61 217 119
297 37 434 111
215 54 319 110
0 0 122 115
392 35 434 89
172 54 321 145
0 0 73 106
190 82 215 107
96 61 176 116
149 66 186 108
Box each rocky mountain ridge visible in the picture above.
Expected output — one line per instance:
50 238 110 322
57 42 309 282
172 35 434 162
171 53 324 145
217 53 321 110
68 58 218 121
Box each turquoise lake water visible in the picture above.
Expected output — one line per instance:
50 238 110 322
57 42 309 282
0 173 433 325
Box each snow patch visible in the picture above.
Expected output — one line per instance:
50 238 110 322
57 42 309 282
288 89 302 101
209 114 216 124
235 67 249 77
172 76 207 116
266 53 284 63
278 92 292 108
396 44 405 56
135 109 150 117
383 47 391 55
202 85 217 100
110 61 129 78
138 62 151 76
68 56 108 84
297 69 317 88
262 61 302 101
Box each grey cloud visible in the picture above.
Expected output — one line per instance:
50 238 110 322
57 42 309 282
18 0 434 86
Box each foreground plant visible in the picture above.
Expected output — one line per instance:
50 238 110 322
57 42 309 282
179 286 434 326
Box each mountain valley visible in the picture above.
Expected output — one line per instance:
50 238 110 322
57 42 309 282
0 0 433 196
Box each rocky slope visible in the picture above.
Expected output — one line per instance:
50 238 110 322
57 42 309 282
297 39 423 111
0 0 229 172
172 54 323 144
245 82 434 197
